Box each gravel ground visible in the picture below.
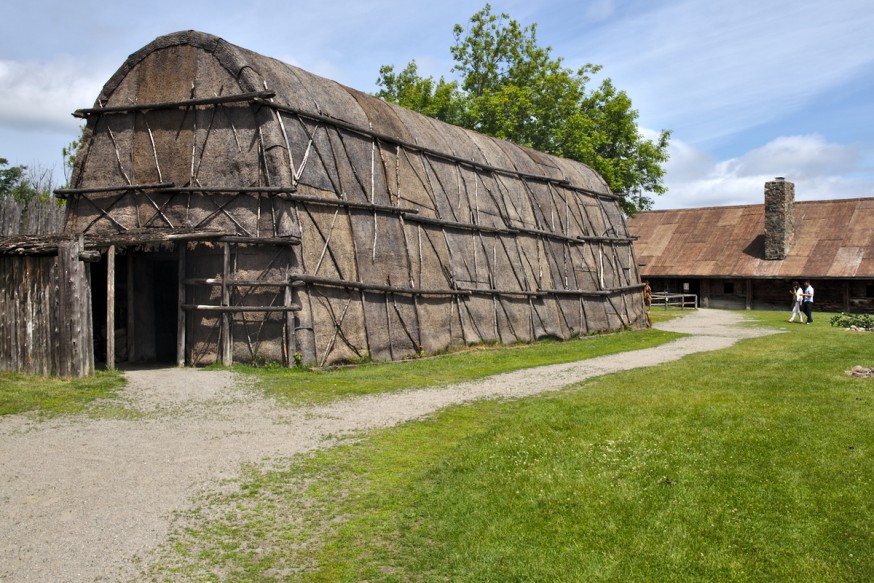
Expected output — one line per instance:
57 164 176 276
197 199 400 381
0 309 777 582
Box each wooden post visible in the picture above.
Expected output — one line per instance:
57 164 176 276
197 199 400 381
106 245 115 370
127 254 135 362
746 278 753 310
176 243 186 367
284 281 295 366
81 238 94 376
57 241 73 377
843 281 850 313
57 237 92 376
220 242 233 366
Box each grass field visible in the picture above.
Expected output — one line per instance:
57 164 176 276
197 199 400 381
0 369 124 417
237 315 681 406
145 310 874 581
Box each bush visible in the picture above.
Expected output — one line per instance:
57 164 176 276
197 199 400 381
830 312 874 330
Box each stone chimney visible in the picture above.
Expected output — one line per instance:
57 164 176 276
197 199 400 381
764 177 795 260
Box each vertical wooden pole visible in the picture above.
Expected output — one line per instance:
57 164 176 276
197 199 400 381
127 254 135 363
106 245 115 370
746 279 753 310
57 241 73 377
843 281 850 313
284 280 295 367
82 238 94 376
176 243 186 367
220 242 232 366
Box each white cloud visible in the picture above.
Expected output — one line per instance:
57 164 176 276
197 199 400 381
569 0 874 143
718 135 862 180
0 57 108 133
656 133 874 209
583 0 616 22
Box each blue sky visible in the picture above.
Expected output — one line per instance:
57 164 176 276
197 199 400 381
1 0 872 209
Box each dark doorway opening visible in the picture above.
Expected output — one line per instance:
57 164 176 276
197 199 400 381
130 252 179 364
151 254 178 362
92 250 179 366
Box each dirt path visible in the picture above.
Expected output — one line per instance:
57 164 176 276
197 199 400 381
0 309 777 582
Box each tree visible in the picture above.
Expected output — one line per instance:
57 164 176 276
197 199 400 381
376 4 671 214
0 158 52 203
0 158 26 198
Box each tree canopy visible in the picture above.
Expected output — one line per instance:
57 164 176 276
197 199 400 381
0 158 53 203
376 4 670 214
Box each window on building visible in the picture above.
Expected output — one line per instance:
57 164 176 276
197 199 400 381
723 281 735 295
867 284 874 298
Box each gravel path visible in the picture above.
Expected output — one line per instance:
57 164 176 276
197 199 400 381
0 309 777 582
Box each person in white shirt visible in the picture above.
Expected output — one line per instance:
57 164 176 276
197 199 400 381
801 280 814 324
788 282 804 323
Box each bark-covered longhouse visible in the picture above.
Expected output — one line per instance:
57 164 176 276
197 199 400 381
2 31 646 375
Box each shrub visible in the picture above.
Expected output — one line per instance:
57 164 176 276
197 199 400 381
830 312 874 330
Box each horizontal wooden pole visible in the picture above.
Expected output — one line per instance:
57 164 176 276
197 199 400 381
54 182 175 198
401 214 635 245
539 284 647 296
182 304 302 313
457 287 544 297
280 192 420 215
185 278 290 287
291 274 470 296
164 185 296 194
73 91 276 118
218 236 301 246
402 213 516 235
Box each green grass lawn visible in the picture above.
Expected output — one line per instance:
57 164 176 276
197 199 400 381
146 310 874 581
0 369 125 416
237 322 680 406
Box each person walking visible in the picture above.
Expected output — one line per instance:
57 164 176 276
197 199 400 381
801 279 815 324
788 282 804 323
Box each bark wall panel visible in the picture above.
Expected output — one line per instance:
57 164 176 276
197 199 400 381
308 287 368 365
531 297 562 339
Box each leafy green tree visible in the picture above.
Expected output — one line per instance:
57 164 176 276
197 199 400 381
376 61 464 125
0 158 52 203
0 158 27 198
376 4 670 214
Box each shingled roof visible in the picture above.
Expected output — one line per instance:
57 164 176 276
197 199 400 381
627 197 874 279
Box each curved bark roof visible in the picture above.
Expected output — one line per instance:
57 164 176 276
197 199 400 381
91 30 612 198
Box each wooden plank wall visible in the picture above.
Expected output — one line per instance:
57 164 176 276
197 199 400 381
0 238 94 377
0 198 66 236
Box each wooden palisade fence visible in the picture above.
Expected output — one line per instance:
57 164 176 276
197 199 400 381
0 236 94 376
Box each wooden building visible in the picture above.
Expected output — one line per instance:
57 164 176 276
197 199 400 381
627 178 874 312
0 31 645 376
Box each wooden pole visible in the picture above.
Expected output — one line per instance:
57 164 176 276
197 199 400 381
106 245 115 370
82 238 94 376
843 281 850 313
127 254 135 362
57 241 73 377
177 243 186 367
220 242 232 366
284 281 296 366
